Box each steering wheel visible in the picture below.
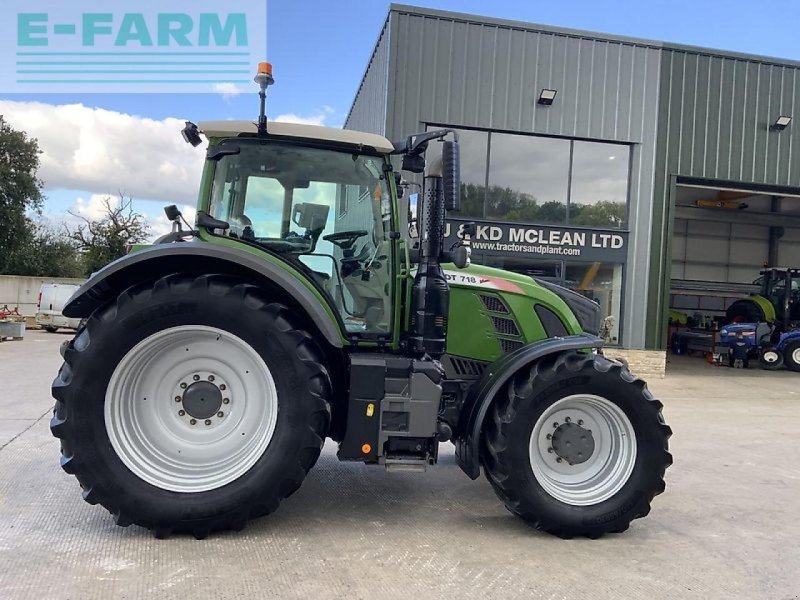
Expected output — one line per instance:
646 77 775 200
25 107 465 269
322 230 369 251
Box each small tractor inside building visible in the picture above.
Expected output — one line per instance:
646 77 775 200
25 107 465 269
51 63 672 539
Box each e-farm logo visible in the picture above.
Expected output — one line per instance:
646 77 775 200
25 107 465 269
1 1 267 93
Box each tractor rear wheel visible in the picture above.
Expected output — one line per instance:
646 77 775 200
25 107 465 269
783 340 800 372
725 299 765 324
482 353 672 538
51 274 331 538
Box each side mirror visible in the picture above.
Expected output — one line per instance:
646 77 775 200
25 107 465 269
451 245 471 269
442 141 460 212
164 205 181 222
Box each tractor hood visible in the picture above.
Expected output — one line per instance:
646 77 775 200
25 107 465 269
441 263 600 335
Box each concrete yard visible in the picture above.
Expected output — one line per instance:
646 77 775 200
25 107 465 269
1 331 798 599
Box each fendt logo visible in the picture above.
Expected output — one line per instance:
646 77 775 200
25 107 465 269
1 1 267 93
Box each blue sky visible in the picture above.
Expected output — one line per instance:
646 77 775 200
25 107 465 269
3 0 799 236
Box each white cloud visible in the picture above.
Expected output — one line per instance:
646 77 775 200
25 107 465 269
70 194 120 222
274 105 337 127
0 100 205 204
212 82 243 100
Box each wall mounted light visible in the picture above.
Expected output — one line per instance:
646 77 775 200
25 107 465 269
771 115 792 131
537 89 557 106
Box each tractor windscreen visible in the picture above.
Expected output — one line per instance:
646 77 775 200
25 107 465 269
208 140 392 255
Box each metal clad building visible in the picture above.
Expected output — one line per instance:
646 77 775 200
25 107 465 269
347 4 800 352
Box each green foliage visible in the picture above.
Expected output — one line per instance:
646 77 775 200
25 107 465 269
7 223 84 278
0 116 44 274
569 201 626 228
458 182 625 228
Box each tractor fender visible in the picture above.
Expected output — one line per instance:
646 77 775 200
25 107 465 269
62 242 344 348
454 334 604 479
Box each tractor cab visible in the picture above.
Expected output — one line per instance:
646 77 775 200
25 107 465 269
756 268 800 325
197 124 399 335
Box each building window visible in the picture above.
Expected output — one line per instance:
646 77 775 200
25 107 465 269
486 133 571 224
427 124 630 227
569 141 629 229
453 128 489 219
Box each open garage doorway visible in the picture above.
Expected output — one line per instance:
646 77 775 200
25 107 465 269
668 181 800 372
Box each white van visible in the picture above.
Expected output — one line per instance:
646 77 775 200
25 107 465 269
36 283 83 332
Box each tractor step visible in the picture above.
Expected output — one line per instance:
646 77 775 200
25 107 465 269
384 457 428 473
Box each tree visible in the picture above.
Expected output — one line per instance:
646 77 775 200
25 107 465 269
67 194 149 275
0 116 44 274
570 201 626 228
8 223 83 278
537 200 568 225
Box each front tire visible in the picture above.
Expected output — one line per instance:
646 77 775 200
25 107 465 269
783 341 800 372
51 274 331 538
759 345 784 370
482 353 672 538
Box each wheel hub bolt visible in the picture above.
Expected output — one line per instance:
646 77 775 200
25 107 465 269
217 411 224 418
547 447 554 453
180 382 187 389
546 433 552 440
205 419 212 426
578 419 584 426
222 398 230 404
193 374 200 381
556 457 563 463
174 396 181 402
553 422 559 428
190 419 197 425
178 410 185 416
208 375 215 382
565 416 571 423
219 384 227 391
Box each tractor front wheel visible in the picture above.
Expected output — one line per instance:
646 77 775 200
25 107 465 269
482 353 672 538
783 340 800 372
51 274 331 538
758 345 784 370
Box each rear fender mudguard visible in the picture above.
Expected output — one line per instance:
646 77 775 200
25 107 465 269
63 242 345 348
454 334 604 479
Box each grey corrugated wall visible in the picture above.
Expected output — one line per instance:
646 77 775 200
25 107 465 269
344 16 391 135
647 50 800 347
349 5 663 349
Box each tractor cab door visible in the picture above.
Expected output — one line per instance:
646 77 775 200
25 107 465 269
207 140 397 338
299 180 396 334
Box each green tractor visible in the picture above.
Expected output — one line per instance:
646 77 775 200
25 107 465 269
726 268 800 326
51 64 671 539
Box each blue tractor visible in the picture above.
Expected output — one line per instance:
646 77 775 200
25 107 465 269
758 329 800 371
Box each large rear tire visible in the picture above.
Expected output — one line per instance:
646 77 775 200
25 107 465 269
725 299 765 324
482 353 672 538
51 274 331 538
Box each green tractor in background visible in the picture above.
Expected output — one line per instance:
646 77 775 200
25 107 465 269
51 63 671 539
726 268 800 327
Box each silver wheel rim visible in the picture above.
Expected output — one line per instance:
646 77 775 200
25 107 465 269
792 348 800 365
529 394 637 506
105 325 278 493
763 350 780 364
